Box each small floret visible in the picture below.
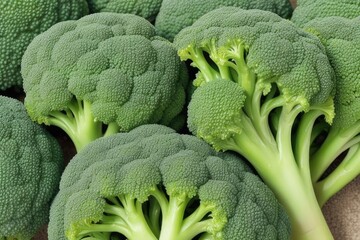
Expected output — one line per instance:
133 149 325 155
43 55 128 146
155 0 293 41
21 12 188 152
0 0 89 90
0 96 63 239
291 0 360 27
175 7 336 239
48 124 291 240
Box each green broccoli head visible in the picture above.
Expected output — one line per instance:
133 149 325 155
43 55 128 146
175 7 337 239
86 0 163 22
175 7 334 148
0 0 89 91
304 16 360 129
0 96 63 239
48 124 290 240
291 0 360 27
154 0 293 41
302 16 360 206
22 12 188 151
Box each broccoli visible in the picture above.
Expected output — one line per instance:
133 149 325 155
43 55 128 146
48 124 291 240
302 16 360 207
0 0 89 91
154 0 293 41
0 96 63 239
86 0 163 22
174 7 336 239
291 0 360 27
21 12 188 152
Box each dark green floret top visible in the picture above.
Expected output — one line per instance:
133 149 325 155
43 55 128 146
304 16 360 129
48 124 291 240
155 0 293 41
86 0 163 22
0 96 63 239
0 0 89 90
291 0 360 27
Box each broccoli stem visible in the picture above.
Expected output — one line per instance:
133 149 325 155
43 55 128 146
149 186 217 240
181 46 221 84
314 143 360 206
158 194 190 240
310 121 360 182
73 195 158 240
48 99 102 151
179 204 215 239
226 103 334 240
47 99 119 151
143 196 162 237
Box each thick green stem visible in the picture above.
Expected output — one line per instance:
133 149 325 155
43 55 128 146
158 195 190 240
71 198 157 240
229 105 334 240
294 110 324 182
311 121 360 181
314 143 360 206
232 135 333 239
117 195 158 240
48 99 103 151
183 46 221 84
178 204 215 240
146 197 162 237
104 121 120 137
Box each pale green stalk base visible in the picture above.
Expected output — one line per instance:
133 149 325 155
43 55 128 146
311 122 360 206
47 99 119 151
214 102 334 240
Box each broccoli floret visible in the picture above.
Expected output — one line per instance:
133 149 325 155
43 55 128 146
0 96 63 239
291 0 360 27
303 16 360 206
48 124 290 240
86 0 163 22
175 7 336 239
154 0 293 41
21 12 188 152
0 0 89 91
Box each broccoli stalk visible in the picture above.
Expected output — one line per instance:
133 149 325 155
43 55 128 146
177 8 337 239
310 124 360 206
45 99 119 151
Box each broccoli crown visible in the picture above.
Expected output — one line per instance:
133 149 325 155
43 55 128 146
48 124 290 240
304 16 360 129
154 0 293 41
86 0 163 21
22 12 188 132
0 0 89 90
175 7 334 108
291 0 360 27
0 96 63 239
